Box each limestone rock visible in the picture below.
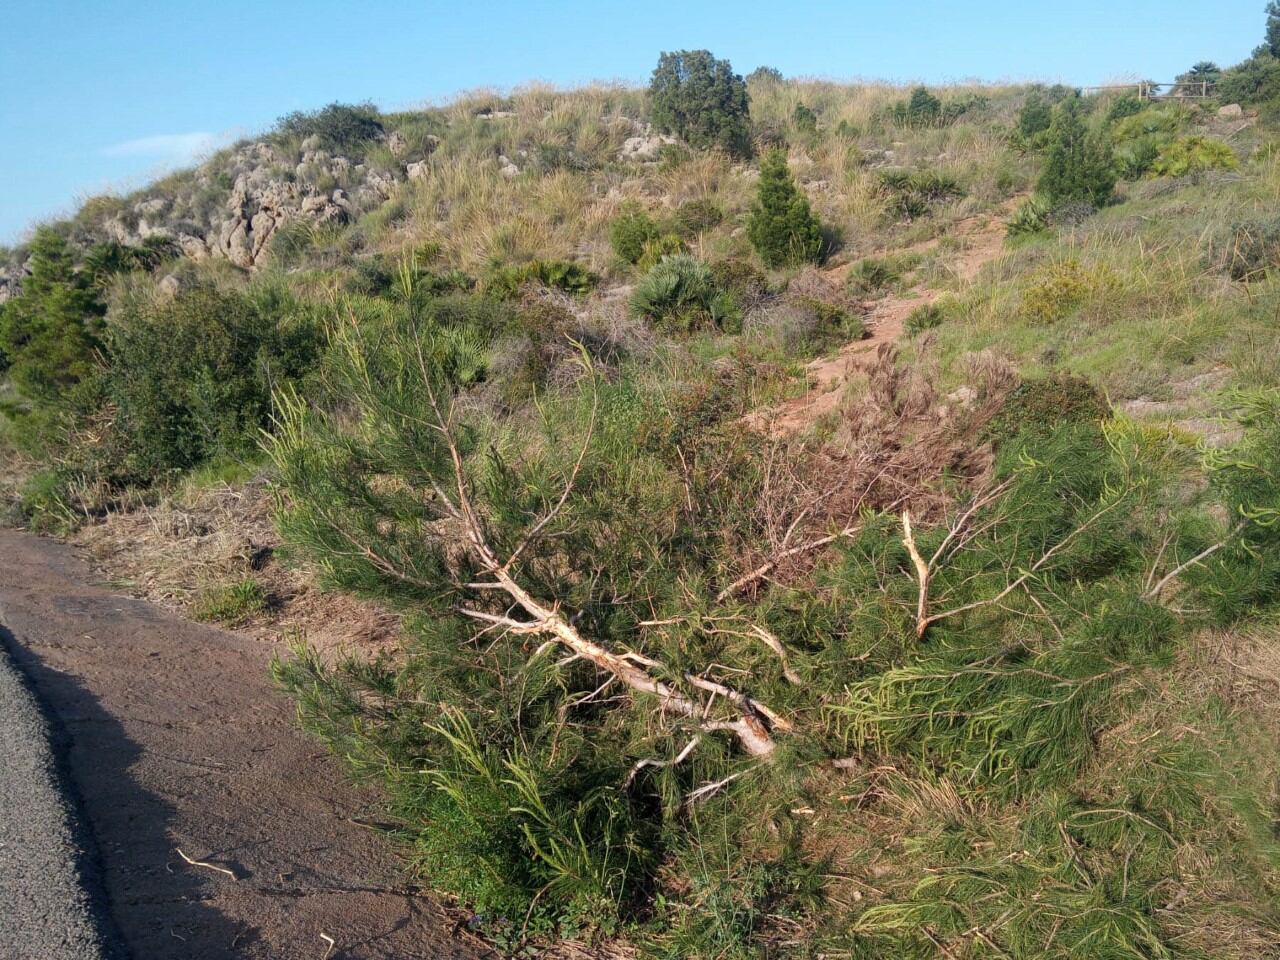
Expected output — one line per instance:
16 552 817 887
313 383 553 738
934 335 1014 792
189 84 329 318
1218 103 1244 119
619 131 678 162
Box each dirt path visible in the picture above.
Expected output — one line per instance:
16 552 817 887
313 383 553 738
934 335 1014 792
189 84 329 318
0 529 490 960
757 200 1018 436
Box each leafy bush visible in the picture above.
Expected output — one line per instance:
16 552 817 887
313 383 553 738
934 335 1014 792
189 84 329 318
792 103 818 134
904 301 945 335
635 233 685 271
673 198 723 237
609 202 660 263
1149 135 1239 177
986 373 1108 446
746 66 783 84
648 50 752 159
484 260 594 299
1104 93 1144 123
105 285 320 477
879 169 965 220
275 101 385 157
892 86 942 127
1006 196 1051 236
747 150 824 268
1016 92 1053 140
1037 98 1115 207
1217 52 1280 106
630 254 738 332
0 228 105 402
846 254 915 294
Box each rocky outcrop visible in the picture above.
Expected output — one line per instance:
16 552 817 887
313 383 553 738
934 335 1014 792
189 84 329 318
619 127 679 162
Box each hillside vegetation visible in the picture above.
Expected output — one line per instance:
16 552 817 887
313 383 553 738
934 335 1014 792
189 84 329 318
5 18 1280 960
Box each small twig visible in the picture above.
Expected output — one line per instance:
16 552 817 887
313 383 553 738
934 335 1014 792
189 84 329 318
685 770 748 805
176 848 237 880
624 736 702 787
320 932 336 959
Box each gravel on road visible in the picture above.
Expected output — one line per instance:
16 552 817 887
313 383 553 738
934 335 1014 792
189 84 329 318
0 641 114 960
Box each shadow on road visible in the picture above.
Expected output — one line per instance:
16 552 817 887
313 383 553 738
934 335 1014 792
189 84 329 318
1 623 253 959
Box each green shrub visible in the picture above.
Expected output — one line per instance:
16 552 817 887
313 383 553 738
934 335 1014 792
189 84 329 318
630 254 737 332
986 373 1108 446
609 202 660 263
105 285 320 478
673 198 723 237
1217 52 1280 106
1017 92 1053 140
0 228 105 402
648 50 752 159
275 102 384 157
1104 93 1144 123
1037 98 1116 207
747 149 824 268
746 65 783 84
792 103 818 134
879 169 965 220
1006 196 1052 236
893 86 942 127
1149 135 1239 177
904 301 945 335
192 577 268 626
484 260 594 299
846 254 915 294
635 233 685 271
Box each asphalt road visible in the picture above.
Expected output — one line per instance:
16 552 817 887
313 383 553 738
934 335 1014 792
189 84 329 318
0 641 114 960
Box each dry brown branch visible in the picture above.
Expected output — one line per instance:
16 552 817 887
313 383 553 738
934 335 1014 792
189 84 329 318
624 735 702 787
1145 522 1245 599
175 848 238 880
424 374 788 757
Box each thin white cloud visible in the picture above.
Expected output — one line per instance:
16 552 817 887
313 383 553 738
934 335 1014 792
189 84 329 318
100 131 220 162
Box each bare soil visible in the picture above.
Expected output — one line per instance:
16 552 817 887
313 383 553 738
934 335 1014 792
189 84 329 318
0 528 491 960
751 199 1021 437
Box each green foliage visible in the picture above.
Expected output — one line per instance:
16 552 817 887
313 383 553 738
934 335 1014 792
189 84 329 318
747 150 824 268
1269 1 1280 58
609 202 660 263
1006 195 1051 236
879 169 965 220
192 577 268 625
484 259 595 299
1104 93 1144 123
0 228 105 402
1150 135 1239 177
985 373 1109 447
672 198 723 237
892 86 941 127
792 103 818 135
630 254 738 332
1216 52 1280 106
648 50 752 159
904 301 945 336
635 234 686 272
845 254 916 294
746 66 783 85
105 285 320 478
1016 91 1053 140
1037 98 1116 207
275 101 385 157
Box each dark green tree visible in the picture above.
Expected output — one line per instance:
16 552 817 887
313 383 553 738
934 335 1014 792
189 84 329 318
648 50 752 159
0 228 105 401
792 103 819 134
747 149 824 268
1268 1 1280 57
1037 99 1116 207
1017 92 1053 139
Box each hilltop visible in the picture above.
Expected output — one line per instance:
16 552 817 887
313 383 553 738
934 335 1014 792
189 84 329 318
3 32 1280 960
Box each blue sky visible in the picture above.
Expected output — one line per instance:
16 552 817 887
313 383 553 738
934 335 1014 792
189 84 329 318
0 0 1266 243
